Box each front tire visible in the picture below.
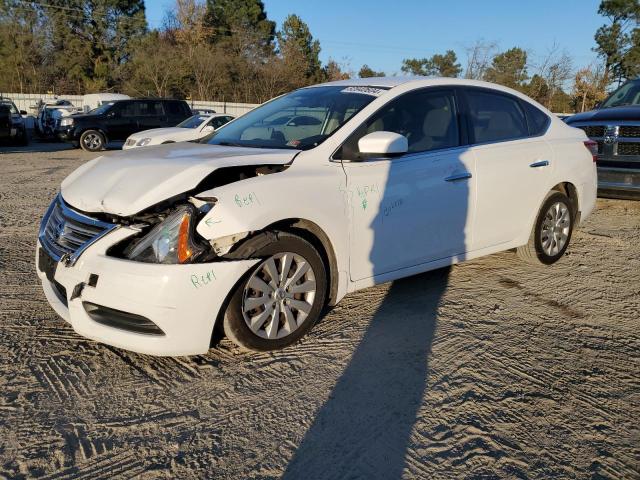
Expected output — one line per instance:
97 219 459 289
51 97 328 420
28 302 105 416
80 130 105 152
223 231 327 352
517 191 575 265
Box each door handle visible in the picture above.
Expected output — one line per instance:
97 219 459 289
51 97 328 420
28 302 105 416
444 172 472 182
529 160 549 168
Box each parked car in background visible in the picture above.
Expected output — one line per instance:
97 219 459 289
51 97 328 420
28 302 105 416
123 113 234 149
0 97 28 145
566 78 640 199
192 108 217 115
37 78 596 356
34 99 79 139
56 98 192 152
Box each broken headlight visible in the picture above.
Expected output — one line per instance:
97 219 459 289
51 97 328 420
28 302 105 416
124 205 205 264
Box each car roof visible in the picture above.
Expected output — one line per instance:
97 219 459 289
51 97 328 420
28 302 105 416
312 76 551 112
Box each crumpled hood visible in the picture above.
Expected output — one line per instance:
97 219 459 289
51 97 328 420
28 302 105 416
61 142 298 216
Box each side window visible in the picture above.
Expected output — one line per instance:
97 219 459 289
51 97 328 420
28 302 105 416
466 90 528 143
337 89 459 160
523 102 550 136
117 102 137 117
209 117 227 129
165 101 185 116
137 101 164 116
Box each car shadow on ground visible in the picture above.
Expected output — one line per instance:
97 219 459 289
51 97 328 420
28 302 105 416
282 267 451 479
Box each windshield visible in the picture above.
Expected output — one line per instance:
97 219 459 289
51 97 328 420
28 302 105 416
601 79 640 108
178 115 208 129
202 86 386 150
0 100 18 114
89 102 115 115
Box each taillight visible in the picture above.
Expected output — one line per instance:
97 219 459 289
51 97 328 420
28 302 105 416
584 140 598 163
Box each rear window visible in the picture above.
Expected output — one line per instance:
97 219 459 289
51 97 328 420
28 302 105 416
466 89 528 143
166 101 188 116
523 102 550 136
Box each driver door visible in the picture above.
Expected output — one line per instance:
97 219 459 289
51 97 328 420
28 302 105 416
336 88 476 281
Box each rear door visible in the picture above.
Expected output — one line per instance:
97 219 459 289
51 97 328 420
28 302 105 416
462 88 553 250
136 100 167 131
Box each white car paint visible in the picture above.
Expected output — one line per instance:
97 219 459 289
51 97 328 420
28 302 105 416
37 77 597 356
122 114 234 149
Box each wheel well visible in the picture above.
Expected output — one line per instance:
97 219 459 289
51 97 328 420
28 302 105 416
264 218 339 306
551 182 580 220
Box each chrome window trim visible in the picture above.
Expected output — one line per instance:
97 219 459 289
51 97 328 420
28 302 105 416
38 194 119 265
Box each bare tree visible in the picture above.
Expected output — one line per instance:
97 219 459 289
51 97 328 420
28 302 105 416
528 43 573 109
464 39 498 80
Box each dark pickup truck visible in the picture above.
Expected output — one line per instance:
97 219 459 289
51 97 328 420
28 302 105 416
566 78 640 199
0 97 28 146
56 98 192 152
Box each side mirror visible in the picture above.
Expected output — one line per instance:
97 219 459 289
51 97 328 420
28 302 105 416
594 101 602 109
202 125 215 133
358 131 408 157
19 110 27 115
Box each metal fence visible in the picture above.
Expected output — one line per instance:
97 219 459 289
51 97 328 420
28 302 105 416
0 92 259 117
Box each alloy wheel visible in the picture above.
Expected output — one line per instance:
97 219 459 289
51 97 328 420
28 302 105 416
242 252 317 340
540 201 570 256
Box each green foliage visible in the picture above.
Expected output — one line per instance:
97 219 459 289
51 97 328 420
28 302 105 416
358 65 385 78
484 47 528 89
401 50 461 77
594 0 640 85
204 0 275 51
277 14 322 83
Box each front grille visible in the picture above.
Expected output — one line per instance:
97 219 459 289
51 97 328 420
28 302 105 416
39 195 117 262
579 125 605 137
617 142 640 156
620 126 640 138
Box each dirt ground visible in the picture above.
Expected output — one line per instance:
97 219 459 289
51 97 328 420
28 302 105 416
0 142 638 479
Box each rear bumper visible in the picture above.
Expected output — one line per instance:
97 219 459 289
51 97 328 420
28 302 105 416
36 229 258 356
597 167 640 199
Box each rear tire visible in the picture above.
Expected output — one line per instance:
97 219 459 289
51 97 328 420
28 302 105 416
223 231 327 352
517 191 575 265
80 130 105 152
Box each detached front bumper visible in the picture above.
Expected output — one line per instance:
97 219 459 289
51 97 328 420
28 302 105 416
36 228 258 356
597 166 640 199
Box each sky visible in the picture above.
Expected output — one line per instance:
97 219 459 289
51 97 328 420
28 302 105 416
145 0 604 75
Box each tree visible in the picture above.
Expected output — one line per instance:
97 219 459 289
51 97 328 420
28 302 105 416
358 65 385 78
277 14 322 83
323 59 350 81
401 50 461 77
123 31 184 97
594 0 640 86
572 64 608 112
484 47 528 90
204 0 275 52
464 39 498 80
526 45 573 110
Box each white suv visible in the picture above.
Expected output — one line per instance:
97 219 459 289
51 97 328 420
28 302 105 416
37 78 597 355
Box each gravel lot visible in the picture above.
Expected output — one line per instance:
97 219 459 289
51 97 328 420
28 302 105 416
1 143 639 479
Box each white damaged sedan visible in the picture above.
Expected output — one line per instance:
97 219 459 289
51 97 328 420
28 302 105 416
37 77 597 355
123 113 234 149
